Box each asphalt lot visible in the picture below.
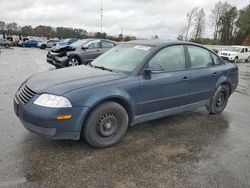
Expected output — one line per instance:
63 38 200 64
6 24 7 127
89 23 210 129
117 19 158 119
0 47 250 188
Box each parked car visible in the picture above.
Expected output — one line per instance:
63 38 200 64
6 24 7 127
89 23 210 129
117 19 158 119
47 39 117 68
56 38 78 46
219 46 250 63
37 39 60 49
0 38 11 48
14 40 238 148
18 39 40 47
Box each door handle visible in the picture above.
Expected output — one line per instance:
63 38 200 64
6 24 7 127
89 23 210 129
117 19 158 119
182 76 188 81
212 72 217 76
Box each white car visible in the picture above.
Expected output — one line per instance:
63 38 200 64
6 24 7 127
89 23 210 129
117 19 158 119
219 46 250 63
37 39 60 49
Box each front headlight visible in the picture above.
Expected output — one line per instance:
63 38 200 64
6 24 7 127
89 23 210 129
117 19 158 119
33 94 72 108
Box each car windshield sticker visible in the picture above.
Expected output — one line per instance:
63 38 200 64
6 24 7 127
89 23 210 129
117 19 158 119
134 45 151 51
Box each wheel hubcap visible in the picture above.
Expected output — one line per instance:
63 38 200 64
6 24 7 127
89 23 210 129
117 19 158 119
68 58 79 66
97 113 119 137
216 92 225 107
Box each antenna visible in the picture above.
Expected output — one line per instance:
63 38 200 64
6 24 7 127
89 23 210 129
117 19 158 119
100 0 103 33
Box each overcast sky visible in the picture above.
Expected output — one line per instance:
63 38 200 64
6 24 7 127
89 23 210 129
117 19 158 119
0 0 249 39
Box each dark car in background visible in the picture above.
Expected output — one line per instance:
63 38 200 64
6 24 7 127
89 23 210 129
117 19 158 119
0 38 11 48
18 39 40 47
56 38 78 46
14 40 238 148
47 39 117 68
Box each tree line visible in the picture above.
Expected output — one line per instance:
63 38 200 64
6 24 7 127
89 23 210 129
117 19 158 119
180 1 250 45
0 22 136 42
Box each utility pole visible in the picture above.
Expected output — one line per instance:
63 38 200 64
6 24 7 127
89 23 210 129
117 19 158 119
100 0 103 33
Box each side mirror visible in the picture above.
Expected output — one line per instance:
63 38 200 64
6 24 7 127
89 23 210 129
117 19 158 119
144 64 165 75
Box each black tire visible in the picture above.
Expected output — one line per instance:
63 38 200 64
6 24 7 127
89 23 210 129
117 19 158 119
83 102 129 148
4 44 10 48
67 56 80 67
246 56 250 63
234 57 239 63
40 44 47 49
206 85 230 114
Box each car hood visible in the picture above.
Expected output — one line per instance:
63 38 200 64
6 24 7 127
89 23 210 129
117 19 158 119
51 45 76 53
220 50 237 55
26 66 128 95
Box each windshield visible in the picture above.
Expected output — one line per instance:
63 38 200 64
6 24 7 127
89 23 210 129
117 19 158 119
226 47 241 52
70 39 91 48
61 38 71 43
91 44 153 73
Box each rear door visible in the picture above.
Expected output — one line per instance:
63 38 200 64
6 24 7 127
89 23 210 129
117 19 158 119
138 45 189 115
186 45 223 104
80 40 102 63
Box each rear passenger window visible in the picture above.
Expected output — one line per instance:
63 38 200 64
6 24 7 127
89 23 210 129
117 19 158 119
187 46 213 68
149 45 186 72
102 41 114 48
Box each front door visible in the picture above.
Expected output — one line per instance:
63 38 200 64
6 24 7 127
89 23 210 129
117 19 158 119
138 45 189 115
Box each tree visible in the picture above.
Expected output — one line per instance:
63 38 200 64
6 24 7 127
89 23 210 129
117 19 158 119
193 8 206 39
185 7 198 41
0 21 5 31
211 1 231 40
235 5 250 45
5 22 19 34
220 6 238 44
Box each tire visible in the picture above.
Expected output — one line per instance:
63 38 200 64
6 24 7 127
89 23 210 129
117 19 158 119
68 57 80 67
40 44 47 49
234 57 239 63
4 44 10 48
246 56 250 63
206 85 230 114
83 102 129 148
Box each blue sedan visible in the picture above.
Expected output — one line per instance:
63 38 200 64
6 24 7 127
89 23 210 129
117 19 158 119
14 40 238 148
19 39 40 47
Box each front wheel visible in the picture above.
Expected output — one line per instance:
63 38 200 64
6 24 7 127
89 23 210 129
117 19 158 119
68 57 80 67
206 85 230 114
83 102 129 148
234 57 239 63
246 56 250 63
4 44 10 48
40 44 46 49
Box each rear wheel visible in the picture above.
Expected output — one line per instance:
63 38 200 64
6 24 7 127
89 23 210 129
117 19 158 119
206 85 230 114
68 57 80 67
83 102 129 148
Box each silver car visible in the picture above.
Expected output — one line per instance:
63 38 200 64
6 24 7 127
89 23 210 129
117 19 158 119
0 38 11 48
37 39 60 49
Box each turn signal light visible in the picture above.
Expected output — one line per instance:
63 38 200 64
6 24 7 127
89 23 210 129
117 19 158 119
56 115 72 120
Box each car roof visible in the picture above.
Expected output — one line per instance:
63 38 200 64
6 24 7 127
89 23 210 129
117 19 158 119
124 39 199 47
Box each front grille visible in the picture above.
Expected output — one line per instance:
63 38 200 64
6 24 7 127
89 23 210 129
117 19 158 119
16 84 36 104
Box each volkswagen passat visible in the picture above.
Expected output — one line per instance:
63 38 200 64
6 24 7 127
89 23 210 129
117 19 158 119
14 40 238 148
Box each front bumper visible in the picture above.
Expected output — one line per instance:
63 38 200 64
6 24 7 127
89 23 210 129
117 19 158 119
47 54 69 68
220 55 234 61
14 96 89 140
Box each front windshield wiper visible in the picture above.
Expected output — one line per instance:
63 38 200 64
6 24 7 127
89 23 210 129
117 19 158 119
92 65 113 72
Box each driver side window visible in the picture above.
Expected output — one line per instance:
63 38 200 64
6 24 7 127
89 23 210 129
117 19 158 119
148 45 186 72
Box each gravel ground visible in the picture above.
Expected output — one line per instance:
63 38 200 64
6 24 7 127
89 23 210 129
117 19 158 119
0 47 250 188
